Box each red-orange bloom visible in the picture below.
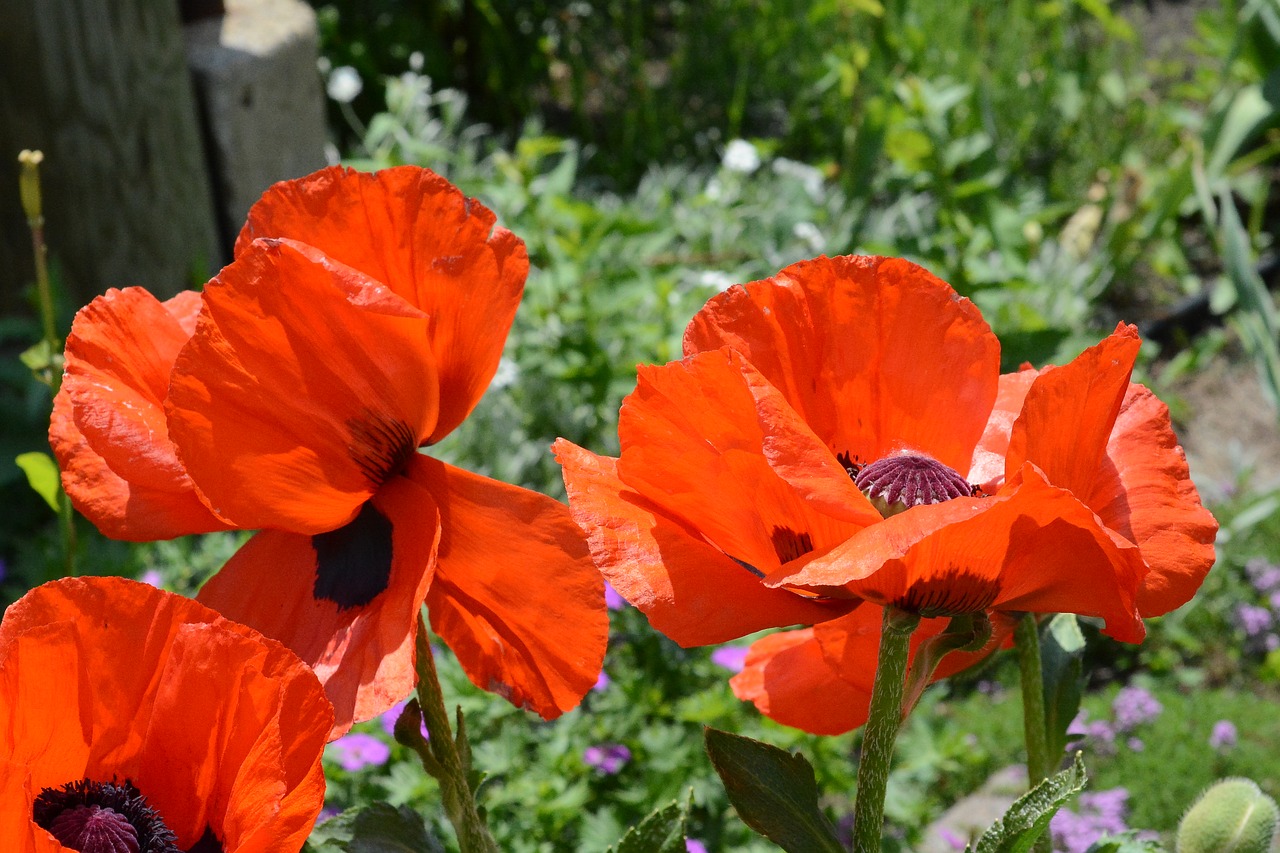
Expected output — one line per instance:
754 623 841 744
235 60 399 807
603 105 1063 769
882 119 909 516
0 577 332 852
50 166 608 737
556 255 1217 734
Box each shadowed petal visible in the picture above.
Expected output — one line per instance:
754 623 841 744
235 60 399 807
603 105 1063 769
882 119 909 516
968 367 1038 489
1005 324 1140 496
236 165 528 443
410 456 608 719
1088 385 1218 616
617 350 871 578
50 287 228 539
197 474 439 738
168 239 439 535
555 439 847 646
684 256 1001 474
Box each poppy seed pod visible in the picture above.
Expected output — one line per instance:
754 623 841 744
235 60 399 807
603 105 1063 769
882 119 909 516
1176 778 1278 853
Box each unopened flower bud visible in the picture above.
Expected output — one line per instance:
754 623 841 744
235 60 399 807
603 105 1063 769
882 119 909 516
1176 777 1278 853
18 149 44 224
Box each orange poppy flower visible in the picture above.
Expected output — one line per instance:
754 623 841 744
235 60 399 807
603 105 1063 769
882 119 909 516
0 576 332 852
556 255 1216 733
50 166 608 737
49 287 232 541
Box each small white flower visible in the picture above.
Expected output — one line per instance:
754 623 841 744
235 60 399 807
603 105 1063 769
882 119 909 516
408 51 424 72
491 357 519 389
722 139 761 174
697 270 736 292
792 221 823 251
327 66 364 104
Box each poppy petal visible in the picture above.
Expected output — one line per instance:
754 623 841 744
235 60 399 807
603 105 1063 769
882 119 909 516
1005 324 1141 497
0 577 332 850
197 473 439 738
967 367 1038 489
1087 385 1218 616
168 238 440 534
772 466 1147 642
555 439 847 646
236 166 527 443
408 456 608 719
616 350 871 578
50 288 229 539
137 622 331 850
730 627 871 735
684 255 1001 474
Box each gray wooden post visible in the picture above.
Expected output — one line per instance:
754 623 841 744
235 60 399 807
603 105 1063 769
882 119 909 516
0 0 221 316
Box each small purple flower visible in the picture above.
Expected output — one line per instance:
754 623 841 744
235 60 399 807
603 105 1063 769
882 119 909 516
594 670 611 692
937 827 967 850
711 645 749 673
1236 603 1273 637
1112 686 1162 732
1267 634 1280 652
583 743 631 775
379 698 429 741
1246 558 1280 595
327 732 390 772
1209 720 1238 751
604 582 627 610
1127 737 1144 752
138 569 164 588
1068 711 1117 755
1051 787 1131 853
1270 592 1280 612
685 841 708 853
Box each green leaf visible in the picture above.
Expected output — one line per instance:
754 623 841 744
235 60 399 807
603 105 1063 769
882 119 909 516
16 452 61 512
1219 189 1280 410
972 753 1087 853
304 803 444 853
703 728 843 853
1040 614 1086 763
609 794 690 853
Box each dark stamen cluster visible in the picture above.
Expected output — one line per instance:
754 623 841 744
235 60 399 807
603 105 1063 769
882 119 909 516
33 778 179 853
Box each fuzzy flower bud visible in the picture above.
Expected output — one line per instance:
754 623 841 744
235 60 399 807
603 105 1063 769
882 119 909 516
1176 778 1278 853
18 149 44 224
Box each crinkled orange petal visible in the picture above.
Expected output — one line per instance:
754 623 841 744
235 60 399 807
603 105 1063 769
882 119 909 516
968 367 1038 489
1005 324 1140 496
0 578 331 851
772 466 1147 642
168 238 440 534
197 473 439 738
616 350 872 577
684 255 1001 474
137 622 331 850
1088 384 1218 616
236 166 527 443
407 455 607 719
50 287 229 539
554 439 848 645
730 627 871 735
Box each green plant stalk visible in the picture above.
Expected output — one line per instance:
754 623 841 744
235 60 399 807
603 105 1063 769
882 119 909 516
1015 612 1050 853
851 607 919 852
412 611 499 853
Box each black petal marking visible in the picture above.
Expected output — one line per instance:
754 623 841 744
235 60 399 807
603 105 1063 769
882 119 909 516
313 501 394 610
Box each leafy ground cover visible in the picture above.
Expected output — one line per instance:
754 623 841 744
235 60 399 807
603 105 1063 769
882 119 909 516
4 0 1280 850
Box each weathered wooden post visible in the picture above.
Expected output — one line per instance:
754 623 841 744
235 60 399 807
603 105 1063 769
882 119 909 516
0 0 222 316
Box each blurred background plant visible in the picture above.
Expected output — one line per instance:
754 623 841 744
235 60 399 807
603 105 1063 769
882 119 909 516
6 0 1280 850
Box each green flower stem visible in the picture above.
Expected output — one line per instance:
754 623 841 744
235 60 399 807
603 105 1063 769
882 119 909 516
411 611 499 853
1015 612 1049 789
852 607 919 852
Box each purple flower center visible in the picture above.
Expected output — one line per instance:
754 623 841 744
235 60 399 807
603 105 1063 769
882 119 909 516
32 778 185 853
853 453 973 516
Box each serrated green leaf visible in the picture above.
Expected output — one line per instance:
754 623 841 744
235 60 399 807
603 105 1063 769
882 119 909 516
973 753 1087 853
704 728 843 853
609 794 689 853
16 452 61 512
305 803 444 853
1041 614 1086 764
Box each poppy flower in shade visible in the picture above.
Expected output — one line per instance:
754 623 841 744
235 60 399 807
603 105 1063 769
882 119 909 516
0 576 332 852
555 254 1216 734
49 287 233 541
